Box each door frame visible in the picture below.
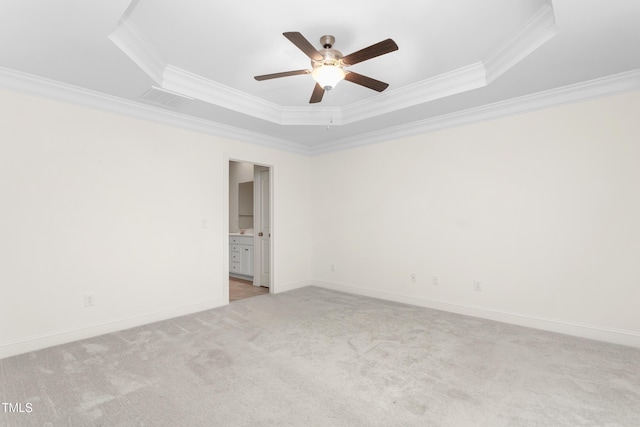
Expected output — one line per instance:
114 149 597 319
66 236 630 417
223 155 275 304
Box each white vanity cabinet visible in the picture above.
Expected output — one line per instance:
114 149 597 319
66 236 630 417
230 235 254 279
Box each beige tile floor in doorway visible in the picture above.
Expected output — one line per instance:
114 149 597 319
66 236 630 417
229 277 269 302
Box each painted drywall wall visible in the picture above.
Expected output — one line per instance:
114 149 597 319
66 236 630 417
310 90 640 347
229 161 254 232
2 84 638 356
0 88 311 358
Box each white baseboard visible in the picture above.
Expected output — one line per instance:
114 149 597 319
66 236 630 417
0 298 227 359
275 280 313 293
313 280 640 349
5 281 638 359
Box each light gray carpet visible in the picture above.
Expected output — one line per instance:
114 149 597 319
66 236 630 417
2 286 639 426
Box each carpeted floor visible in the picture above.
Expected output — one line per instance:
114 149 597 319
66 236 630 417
2 286 639 426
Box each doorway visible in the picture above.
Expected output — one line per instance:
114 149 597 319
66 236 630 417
228 160 272 302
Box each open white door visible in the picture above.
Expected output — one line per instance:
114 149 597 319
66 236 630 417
253 166 270 288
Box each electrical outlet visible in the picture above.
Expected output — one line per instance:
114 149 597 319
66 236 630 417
410 273 416 282
474 281 482 292
432 275 440 286
84 294 95 307
330 263 335 272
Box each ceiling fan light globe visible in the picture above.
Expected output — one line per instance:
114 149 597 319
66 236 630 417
312 65 345 90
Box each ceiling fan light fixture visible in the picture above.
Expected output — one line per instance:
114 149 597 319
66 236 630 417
312 64 345 90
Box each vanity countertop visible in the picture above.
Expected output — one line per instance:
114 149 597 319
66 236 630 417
230 233 254 236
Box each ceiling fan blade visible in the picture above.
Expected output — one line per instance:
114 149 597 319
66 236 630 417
342 39 399 66
309 82 325 103
254 69 310 81
344 72 389 92
283 32 323 61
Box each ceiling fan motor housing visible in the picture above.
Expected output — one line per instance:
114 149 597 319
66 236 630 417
312 35 343 68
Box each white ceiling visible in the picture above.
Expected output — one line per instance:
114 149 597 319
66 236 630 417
1 0 639 154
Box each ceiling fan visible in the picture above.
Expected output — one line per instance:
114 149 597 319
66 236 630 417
254 32 399 103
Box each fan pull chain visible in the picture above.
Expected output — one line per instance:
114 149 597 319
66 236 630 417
326 88 333 131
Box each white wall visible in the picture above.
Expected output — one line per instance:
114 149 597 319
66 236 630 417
0 88 311 358
310 90 640 347
2 85 638 357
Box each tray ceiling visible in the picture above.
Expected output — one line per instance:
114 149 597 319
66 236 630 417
0 0 639 154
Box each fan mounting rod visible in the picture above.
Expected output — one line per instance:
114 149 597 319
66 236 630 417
320 35 335 49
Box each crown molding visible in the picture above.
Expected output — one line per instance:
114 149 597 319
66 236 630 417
0 66 310 155
162 65 283 123
108 3 557 127
108 18 165 84
484 3 557 83
1 65 638 158
343 62 487 124
163 66 345 126
310 69 640 155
